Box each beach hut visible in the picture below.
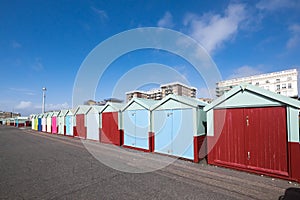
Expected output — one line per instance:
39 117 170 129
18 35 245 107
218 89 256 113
46 112 53 133
34 115 38 130
204 84 300 182
151 95 207 162
15 118 18 127
57 110 68 135
122 98 156 152
42 113 47 132
100 102 125 146
9 118 15 126
85 106 103 141
37 114 43 131
15 117 29 127
30 114 35 129
74 105 91 139
51 111 59 134
65 109 75 136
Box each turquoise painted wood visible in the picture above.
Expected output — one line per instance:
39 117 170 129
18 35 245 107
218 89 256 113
154 109 194 159
65 115 73 136
124 110 137 147
154 110 172 155
124 110 149 149
135 109 149 149
172 109 194 159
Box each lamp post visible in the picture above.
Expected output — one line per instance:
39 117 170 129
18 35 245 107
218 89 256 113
42 87 47 113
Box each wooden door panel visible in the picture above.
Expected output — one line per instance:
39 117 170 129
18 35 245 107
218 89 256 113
245 107 288 176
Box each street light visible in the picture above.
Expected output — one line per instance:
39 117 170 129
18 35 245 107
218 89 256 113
42 87 47 113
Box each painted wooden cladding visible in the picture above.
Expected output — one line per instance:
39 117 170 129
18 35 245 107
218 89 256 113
31 118 35 129
46 117 51 133
244 107 288 175
42 117 47 132
86 113 99 141
52 116 57 134
101 112 120 145
65 115 73 136
58 116 64 135
38 118 42 131
75 114 86 139
124 110 149 150
153 109 194 160
209 107 288 177
34 118 38 130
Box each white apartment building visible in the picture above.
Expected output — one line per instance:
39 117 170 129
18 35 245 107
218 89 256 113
216 69 298 98
126 82 197 102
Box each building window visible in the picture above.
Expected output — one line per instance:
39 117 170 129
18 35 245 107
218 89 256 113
287 77 292 81
288 83 292 88
276 79 280 83
282 84 286 89
266 80 270 83
276 85 280 90
277 91 281 94
255 82 259 86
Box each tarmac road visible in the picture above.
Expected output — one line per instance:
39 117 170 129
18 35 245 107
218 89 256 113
0 125 298 199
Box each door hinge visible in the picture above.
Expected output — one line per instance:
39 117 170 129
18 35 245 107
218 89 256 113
246 116 249 126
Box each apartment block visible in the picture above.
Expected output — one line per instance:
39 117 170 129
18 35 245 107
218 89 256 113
126 82 197 102
216 69 298 98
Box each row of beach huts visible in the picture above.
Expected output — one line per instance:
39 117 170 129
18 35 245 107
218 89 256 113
1 84 300 183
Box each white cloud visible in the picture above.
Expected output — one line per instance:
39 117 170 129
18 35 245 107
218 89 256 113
91 6 108 21
9 88 36 96
11 40 22 49
32 58 44 71
228 65 263 79
256 0 299 11
34 102 70 111
15 101 32 109
157 11 174 28
184 3 247 54
286 24 300 49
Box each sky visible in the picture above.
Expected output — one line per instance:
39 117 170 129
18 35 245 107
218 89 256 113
1 0 300 116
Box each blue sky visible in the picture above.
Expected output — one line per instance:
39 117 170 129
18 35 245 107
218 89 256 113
1 0 300 116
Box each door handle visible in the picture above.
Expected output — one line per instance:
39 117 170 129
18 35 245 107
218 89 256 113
247 151 250 160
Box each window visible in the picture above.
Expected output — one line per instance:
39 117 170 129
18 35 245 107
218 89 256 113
282 84 286 89
287 77 292 81
266 80 270 83
276 85 280 90
288 83 292 88
277 91 281 94
276 79 280 83
255 82 259 86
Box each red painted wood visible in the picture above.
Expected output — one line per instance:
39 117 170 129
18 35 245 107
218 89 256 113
210 109 246 167
193 135 206 163
289 142 300 182
149 132 154 152
120 129 124 146
75 114 86 139
245 107 288 176
101 112 120 145
73 127 77 137
209 107 288 178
